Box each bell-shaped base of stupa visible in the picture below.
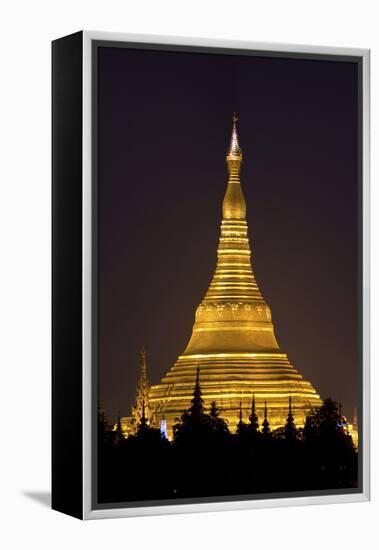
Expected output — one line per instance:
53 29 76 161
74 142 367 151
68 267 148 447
149 351 321 437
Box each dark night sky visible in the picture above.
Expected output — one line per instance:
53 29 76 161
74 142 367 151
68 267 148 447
97 46 358 423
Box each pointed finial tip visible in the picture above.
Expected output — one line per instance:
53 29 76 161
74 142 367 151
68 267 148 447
227 112 242 161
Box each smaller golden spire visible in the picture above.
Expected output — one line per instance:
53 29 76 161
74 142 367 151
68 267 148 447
140 347 147 376
131 348 150 431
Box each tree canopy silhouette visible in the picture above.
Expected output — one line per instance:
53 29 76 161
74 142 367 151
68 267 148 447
97 391 358 503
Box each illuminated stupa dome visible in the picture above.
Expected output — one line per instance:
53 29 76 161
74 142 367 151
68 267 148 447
149 115 322 435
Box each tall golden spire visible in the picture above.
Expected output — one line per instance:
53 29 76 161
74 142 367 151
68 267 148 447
197 113 268 330
149 116 322 437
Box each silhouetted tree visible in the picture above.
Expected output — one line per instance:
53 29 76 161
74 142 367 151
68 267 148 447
314 398 341 436
302 398 357 489
248 395 260 435
189 365 204 419
173 367 212 446
302 412 315 441
97 395 358 503
113 411 124 448
137 399 148 433
236 401 249 437
98 401 106 447
173 369 234 497
209 400 219 420
261 401 271 438
284 397 298 441
209 401 229 435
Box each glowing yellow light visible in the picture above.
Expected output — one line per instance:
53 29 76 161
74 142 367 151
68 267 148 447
179 353 288 359
148 116 322 435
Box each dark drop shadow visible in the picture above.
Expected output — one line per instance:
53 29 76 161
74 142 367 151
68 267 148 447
22 491 51 508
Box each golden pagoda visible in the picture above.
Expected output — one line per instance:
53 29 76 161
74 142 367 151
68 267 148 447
149 115 322 436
